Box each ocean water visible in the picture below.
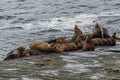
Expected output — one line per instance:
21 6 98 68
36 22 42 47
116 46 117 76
0 0 120 60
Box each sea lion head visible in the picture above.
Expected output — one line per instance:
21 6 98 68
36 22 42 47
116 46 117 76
74 35 83 46
74 25 83 35
110 32 116 41
91 23 102 38
102 27 110 38
22 50 30 57
4 46 26 61
85 34 92 42
17 46 25 53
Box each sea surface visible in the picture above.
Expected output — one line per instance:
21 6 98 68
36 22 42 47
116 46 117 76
0 0 120 79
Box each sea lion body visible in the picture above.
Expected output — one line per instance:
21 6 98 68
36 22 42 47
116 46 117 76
92 33 116 46
55 38 77 53
81 35 95 51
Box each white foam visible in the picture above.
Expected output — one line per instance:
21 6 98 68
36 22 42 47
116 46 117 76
90 73 104 79
69 52 98 58
60 55 79 63
0 13 98 32
48 13 98 30
22 13 98 32
35 11 120 31
64 63 90 73
10 78 18 80
40 70 59 76
3 68 18 71
1 10 120 32
22 77 41 80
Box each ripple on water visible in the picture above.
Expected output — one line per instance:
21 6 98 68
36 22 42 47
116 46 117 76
90 73 104 80
60 55 78 63
40 70 59 76
3 68 18 71
21 77 42 80
17 0 26 2
0 15 16 20
69 51 98 58
64 63 91 73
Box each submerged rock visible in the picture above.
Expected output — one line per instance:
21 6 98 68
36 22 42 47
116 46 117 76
4 48 52 61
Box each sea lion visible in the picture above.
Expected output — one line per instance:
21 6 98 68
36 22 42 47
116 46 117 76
92 33 116 46
22 50 31 57
102 27 110 38
29 41 55 52
108 32 116 46
74 35 83 49
90 23 103 39
22 48 51 56
4 46 25 60
47 37 72 44
81 35 95 51
74 25 83 35
72 25 83 41
54 38 77 53
84 23 111 39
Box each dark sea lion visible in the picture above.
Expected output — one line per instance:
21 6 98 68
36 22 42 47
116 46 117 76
81 35 95 51
92 33 116 46
102 27 110 38
74 25 83 35
108 32 116 46
90 23 103 39
72 25 83 41
4 46 25 60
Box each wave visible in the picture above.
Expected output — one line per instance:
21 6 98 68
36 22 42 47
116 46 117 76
99 11 120 17
0 26 23 30
16 13 98 33
0 10 120 33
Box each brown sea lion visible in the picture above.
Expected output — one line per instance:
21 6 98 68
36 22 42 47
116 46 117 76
22 50 31 57
46 37 66 44
74 25 83 35
74 35 83 49
60 38 73 43
90 23 103 39
92 33 116 46
29 41 55 52
54 38 77 53
72 25 83 41
22 48 51 57
81 35 95 51
102 27 110 38
84 23 111 39
4 46 26 60
108 32 116 46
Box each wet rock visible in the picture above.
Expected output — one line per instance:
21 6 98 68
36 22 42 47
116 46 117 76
4 48 52 61
105 68 120 73
0 54 65 79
